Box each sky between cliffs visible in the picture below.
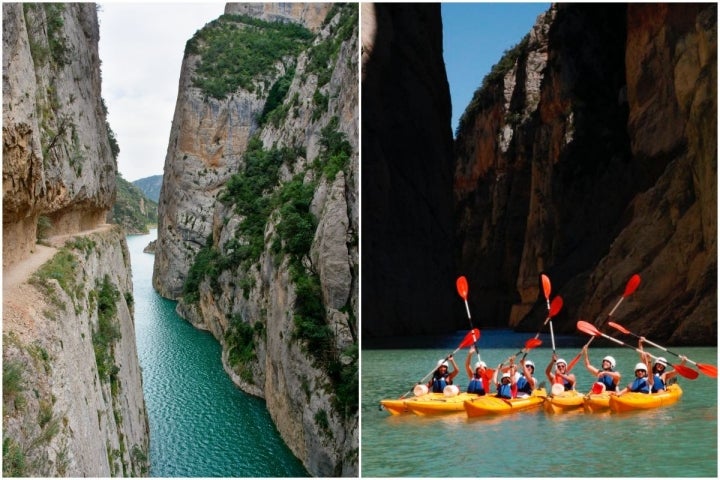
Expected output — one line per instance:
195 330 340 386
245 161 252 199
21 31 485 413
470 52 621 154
98 2 224 182
443 2 551 137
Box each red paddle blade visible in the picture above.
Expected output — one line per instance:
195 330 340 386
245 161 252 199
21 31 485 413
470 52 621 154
459 328 481 348
456 276 469 300
541 274 552 300
549 296 563 317
525 337 542 350
697 363 718 378
623 274 641 297
674 363 700 380
607 321 631 334
576 320 600 336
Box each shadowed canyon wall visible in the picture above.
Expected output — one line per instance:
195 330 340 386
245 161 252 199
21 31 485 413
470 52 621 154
361 3 715 345
454 3 716 344
361 3 456 338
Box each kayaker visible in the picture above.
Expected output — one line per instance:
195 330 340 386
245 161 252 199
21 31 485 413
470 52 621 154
545 353 576 391
582 346 621 392
638 338 688 393
492 364 516 399
427 356 459 393
613 362 654 396
464 348 488 395
514 359 537 397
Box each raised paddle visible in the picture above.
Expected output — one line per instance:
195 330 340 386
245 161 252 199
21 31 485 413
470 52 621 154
541 273 552 310
399 328 481 398
576 321 699 380
566 274 642 372
456 276 484 363
608 321 716 378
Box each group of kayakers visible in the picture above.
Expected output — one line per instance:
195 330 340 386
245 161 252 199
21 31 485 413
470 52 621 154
428 336 688 398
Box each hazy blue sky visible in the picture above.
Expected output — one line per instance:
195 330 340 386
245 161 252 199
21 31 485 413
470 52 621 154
98 2 224 182
442 2 551 136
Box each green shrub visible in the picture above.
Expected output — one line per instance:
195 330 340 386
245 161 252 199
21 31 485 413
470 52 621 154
187 14 313 99
259 66 295 126
3 437 26 477
93 276 121 382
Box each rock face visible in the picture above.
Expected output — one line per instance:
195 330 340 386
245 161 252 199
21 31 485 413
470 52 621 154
3 227 149 477
360 3 455 337
2 4 149 475
454 4 716 344
153 3 358 476
3 3 116 268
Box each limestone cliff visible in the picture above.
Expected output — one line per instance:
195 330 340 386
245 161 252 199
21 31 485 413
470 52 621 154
454 4 716 344
3 2 116 267
360 3 456 337
3 3 149 476
153 3 357 476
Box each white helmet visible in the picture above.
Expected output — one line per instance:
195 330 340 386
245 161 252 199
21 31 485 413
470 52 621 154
501 372 511 380
555 358 567 367
654 357 668 367
634 362 648 372
602 356 616 369
437 359 449 368
524 360 535 369
474 361 487 370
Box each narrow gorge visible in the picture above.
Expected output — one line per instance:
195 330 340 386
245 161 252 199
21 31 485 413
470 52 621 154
3 3 148 476
152 3 358 476
362 3 716 345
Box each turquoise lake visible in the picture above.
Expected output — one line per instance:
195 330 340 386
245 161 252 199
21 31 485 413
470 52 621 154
362 330 718 477
127 230 308 477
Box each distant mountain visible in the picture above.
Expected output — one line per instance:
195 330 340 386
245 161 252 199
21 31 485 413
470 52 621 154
132 174 163 202
110 174 158 234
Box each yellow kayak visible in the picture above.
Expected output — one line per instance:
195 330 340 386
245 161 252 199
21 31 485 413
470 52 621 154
544 389 584 414
380 392 445 415
608 384 683 413
405 392 480 416
583 392 612 413
464 388 547 417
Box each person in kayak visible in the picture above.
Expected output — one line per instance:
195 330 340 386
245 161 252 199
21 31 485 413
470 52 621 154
427 355 459 393
582 345 621 392
514 359 537 397
613 362 654 395
492 364 516 399
545 353 576 391
465 347 488 395
638 338 688 393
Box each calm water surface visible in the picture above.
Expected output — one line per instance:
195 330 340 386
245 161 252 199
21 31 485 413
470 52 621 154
127 230 308 477
362 330 717 477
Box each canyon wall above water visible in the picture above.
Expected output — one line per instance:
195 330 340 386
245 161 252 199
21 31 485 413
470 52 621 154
3 3 149 476
152 3 358 475
363 3 716 345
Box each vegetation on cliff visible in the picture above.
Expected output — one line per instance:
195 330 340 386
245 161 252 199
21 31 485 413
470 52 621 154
110 174 158 234
185 14 313 99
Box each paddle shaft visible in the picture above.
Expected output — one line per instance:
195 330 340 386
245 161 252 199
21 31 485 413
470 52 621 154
610 323 715 375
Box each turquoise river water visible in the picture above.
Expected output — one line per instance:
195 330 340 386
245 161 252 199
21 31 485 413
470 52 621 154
362 330 717 477
127 231 308 477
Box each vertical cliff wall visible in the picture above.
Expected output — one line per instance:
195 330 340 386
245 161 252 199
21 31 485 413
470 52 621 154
454 3 716 343
153 3 357 476
361 3 455 337
3 3 116 267
3 3 149 476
